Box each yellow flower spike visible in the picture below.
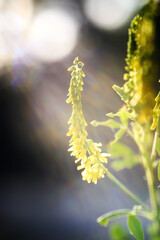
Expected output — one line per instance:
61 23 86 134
66 57 108 183
114 3 160 124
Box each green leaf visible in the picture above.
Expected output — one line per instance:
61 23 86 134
113 85 131 103
91 119 121 129
109 224 131 240
90 120 99 127
100 119 121 128
116 107 132 126
111 158 138 171
97 209 130 227
109 142 139 171
102 119 121 128
109 142 135 158
111 128 126 144
127 215 144 240
106 112 115 118
158 162 160 181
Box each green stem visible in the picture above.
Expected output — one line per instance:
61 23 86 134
143 118 160 221
127 123 159 217
102 166 149 211
149 118 160 230
143 154 158 217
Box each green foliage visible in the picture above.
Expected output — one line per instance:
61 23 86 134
116 107 132 126
127 215 144 240
106 112 115 118
148 224 160 240
92 107 132 146
91 119 121 129
109 142 139 171
109 224 132 240
97 209 131 227
111 128 126 145
113 85 131 104
98 208 147 239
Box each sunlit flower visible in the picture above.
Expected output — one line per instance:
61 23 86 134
116 3 159 125
67 57 108 183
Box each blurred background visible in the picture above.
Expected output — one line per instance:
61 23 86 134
0 0 151 239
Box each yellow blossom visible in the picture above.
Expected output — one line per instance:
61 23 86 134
115 3 160 125
66 57 109 183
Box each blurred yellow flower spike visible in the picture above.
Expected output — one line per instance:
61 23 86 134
114 3 160 125
66 57 108 183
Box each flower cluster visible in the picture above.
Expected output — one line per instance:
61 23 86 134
66 57 108 183
116 3 159 124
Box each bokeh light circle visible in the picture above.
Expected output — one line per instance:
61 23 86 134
83 0 139 30
25 8 80 62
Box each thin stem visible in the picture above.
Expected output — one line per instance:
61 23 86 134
101 165 150 211
143 154 158 216
149 117 160 230
144 118 160 219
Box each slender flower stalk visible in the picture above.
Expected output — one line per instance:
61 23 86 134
102 167 150 211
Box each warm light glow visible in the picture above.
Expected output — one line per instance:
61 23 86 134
2 0 33 29
0 11 23 57
25 8 80 62
0 0 3 9
83 0 144 30
0 0 33 66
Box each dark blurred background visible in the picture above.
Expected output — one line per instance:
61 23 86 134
0 0 151 239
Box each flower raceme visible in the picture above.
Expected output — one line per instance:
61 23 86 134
66 57 109 184
114 2 160 127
